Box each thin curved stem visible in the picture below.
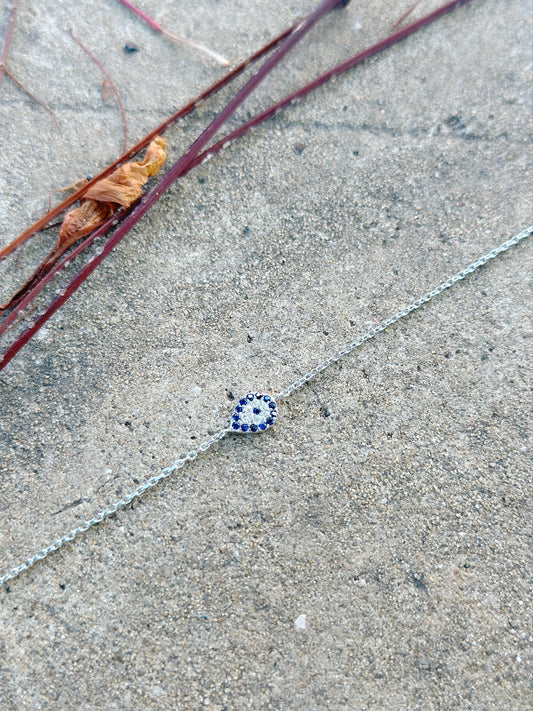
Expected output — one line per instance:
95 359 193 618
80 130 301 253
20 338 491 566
69 29 128 154
1 65 59 127
0 0 19 91
0 0 59 125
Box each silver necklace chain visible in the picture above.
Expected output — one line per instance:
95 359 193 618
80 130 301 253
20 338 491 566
1 225 531 587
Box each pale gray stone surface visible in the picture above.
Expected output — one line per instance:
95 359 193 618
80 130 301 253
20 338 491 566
0 1 531 709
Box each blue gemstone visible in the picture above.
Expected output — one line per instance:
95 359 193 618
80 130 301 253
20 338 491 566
241 424 249 432
232 422 240 430
232 414 240 421
253 407 261 415
263 395 270 402
266 418 273 425
247 393 254 401
239 399 247 406
235 406 243 413
255 392 263 398
269 402 276 409
250 424 258 432
259 423 267 430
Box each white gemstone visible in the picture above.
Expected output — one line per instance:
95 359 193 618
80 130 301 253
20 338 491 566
294 614 307 629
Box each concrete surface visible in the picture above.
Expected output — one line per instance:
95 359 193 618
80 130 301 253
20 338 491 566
0 0 531 709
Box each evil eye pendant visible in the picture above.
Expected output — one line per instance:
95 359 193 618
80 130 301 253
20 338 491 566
230 393 278 433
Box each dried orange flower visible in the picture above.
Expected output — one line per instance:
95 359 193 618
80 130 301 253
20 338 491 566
1 137 167 312
60 136 167 245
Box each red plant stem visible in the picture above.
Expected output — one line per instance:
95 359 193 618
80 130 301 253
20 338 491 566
0 0 474 371
0 0 19 92
0 23 294 263
69 29 128 154
392 0 424 30
117 0 165 32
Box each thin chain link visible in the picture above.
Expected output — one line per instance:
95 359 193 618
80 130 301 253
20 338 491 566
275 226 532 399
1 226 531 587
0 429 228 587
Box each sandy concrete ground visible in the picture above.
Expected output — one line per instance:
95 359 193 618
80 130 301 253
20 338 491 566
0 1 531 709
